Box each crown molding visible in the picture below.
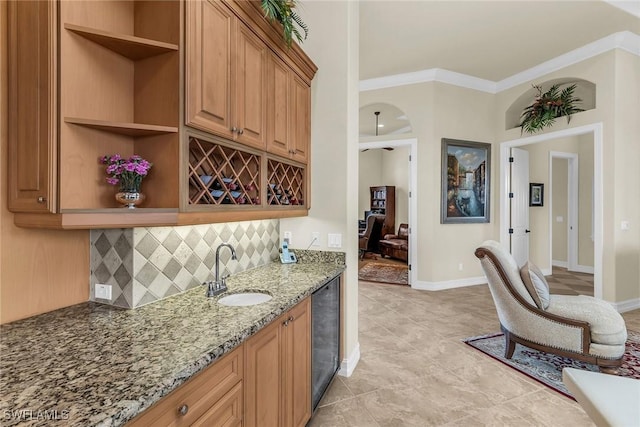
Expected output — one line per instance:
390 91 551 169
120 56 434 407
496 31 640 92
604 1 640 18
359 31 640 94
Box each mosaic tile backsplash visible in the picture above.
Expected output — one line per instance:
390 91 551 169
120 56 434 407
90 220 280 308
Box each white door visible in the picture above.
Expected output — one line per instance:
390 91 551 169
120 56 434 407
510 147 530 267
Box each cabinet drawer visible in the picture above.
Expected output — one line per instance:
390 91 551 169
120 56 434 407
191 381 243 427
127 346 243 426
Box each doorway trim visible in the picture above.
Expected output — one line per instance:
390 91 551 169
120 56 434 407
549 151 580 273
500 123 603 299
359 138 418 287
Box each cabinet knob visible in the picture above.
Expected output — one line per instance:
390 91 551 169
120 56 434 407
238 128 244 135
177 404 189 416
231 127 238 133
37 196 47 203
283 319 289 327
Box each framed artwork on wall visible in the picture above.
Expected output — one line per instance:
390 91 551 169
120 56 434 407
441 138 491 224
529 183 544 207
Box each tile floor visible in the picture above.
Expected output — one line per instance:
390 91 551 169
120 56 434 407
546 266 595 296
309 280 640 427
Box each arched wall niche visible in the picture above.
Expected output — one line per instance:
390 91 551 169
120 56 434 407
359 103 412 138
505 78 596 131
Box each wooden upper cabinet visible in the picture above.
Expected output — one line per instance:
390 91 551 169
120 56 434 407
266 52 292 159
186 0 235 140
234 22 267 150
186 0 267 150
7 0 57 213
266 52 310 165
290 74 311 164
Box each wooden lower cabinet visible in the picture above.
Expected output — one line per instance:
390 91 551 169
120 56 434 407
127 346 243 427
245 298 311 427
127 298 311 427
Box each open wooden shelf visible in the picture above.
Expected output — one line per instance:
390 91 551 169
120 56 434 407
14 209 180 229
64 23 178 60
64 117 178 136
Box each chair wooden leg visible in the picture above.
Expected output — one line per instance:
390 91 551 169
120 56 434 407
504 331 516 359
598 366 619 375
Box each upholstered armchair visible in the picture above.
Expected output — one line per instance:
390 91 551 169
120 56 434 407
380 223 409 262
475 240 627 371
358 214 385 259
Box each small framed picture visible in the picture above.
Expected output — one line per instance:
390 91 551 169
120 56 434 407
529 183 544 207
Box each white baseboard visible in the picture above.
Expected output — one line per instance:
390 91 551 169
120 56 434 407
541 268 552 276
610 298 640 313
573 265 595 274
412 276 487 291
338 342 360 377
551 261 594 274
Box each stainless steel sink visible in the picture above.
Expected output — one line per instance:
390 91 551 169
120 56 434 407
218 292 272 306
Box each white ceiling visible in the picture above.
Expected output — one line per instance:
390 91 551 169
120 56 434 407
358 1 639 137
359 0 640 82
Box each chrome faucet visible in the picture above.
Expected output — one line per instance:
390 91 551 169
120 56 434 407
206 243 238 297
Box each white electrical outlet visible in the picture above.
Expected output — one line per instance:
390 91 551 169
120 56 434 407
95 283 112 300
283 231 292 245
311 232 320 246
458 263 463 271
328 233 342 248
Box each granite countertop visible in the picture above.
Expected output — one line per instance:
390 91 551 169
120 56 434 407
0 254 345 427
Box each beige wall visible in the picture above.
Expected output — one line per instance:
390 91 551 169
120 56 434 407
552 158 569 263
519 136 594 271
612 50 640 302
0 2 89 324
358 149 382 217
360 49 639 305
358 147 409 226
361 83 496 284
577 133 594 267
382 146 409 226
496 50 639 303
280 1 361 363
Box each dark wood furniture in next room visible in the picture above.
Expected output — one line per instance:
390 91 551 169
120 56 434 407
369 186 395 238
380 223 409 262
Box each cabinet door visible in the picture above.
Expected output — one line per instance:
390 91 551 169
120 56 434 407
7 0 56 213
266 52 291 158
283 298 311 427
289 74 310 164
185 0 235 139
244 319 281 427
234 22 267 150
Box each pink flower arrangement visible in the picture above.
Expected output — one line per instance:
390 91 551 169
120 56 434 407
100 154 152 191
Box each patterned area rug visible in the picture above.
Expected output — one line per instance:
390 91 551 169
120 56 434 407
463 330 640 399
358 262 409 285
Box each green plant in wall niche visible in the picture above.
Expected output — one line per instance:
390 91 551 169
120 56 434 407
261 0 308 47
520 84 583 134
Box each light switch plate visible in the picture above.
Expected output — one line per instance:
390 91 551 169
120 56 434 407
328 233 342 248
